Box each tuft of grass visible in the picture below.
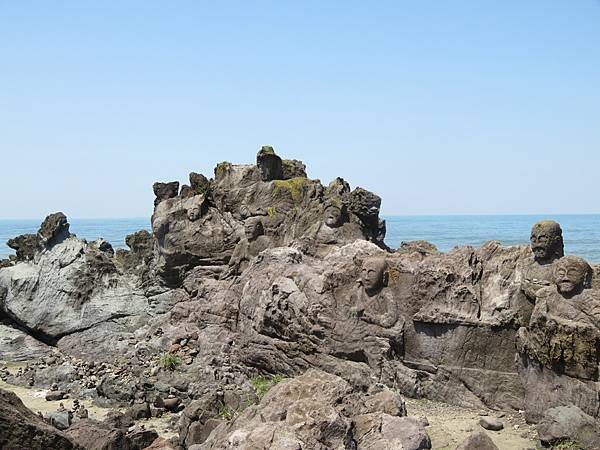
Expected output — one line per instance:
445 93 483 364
196 184 211 197
551 439 584 450
159 353 181 371
217 402 233 421
273 177 307 203
266 207 277 218
250 374 286 398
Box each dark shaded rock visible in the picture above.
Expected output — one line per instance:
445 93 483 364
163 396 181 412
178 391 222 448
38 212 70 249
189 172 210 194
6 233 38 261
103 410 134 429
537 405 600 449
46 390 67 401
124 402 151 421
282 158 307 179
0 387 79 450
128 429 159 450
455 431 499 450
153 181 180 206
348 186 381 227
479 417 503 431
256 145 283 181
398 240 439 255
45 410 72 430
66 419 129 450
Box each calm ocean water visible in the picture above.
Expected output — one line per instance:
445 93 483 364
1 215 599 262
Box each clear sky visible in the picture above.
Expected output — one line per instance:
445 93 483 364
1 1 599 219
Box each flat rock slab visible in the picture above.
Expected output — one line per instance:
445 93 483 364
479 417 504 431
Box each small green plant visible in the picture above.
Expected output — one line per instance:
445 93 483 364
273 177 307 203
266 206 277 218
159 353 181 371
196 184 211 196
217 402 233 421
551 439 583 450
250 374 286 398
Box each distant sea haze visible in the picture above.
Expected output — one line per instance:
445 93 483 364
1 215 599 263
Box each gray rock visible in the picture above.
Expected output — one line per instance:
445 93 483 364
256 145 283 181
479 417 504 431
45 390 66 401
537 405 600 449
44 410 72 430
455 431 499 450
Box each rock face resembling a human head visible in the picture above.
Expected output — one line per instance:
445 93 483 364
361 257 388 296
244 217 264 241
323 204 344 228
530 220 564 263
553 256 592 298
187 205 202 222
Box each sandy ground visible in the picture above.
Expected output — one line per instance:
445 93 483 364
406 397 539 450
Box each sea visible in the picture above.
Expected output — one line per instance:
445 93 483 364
1 215 599 263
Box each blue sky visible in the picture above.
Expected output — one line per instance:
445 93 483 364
1 1 599 218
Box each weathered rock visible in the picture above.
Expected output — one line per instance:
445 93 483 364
0 322 53 361
537 405 600 449
6 233 39 261
153 181 180 206
189 172 210 194
45 409 72 430
479 416 503 431
124 402 151 421
45 390 67 401
0 216 153 348
0 387 79 450
282 158 307 179
455 431 498 450
66 419 129 450
199 369 429 450
256 145 283 181
128 429 160 450
517 256 600 421
152 148 386 285
38 212 70 249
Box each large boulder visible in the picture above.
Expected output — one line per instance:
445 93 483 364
198 369 429 450
536 405 600 449
0 387 79 450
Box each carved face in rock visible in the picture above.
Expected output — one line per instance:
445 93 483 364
187 205 202 222
553 256 592 297
244 218 264 241
324 205 343 228
361 257 388 296
530 220 564 263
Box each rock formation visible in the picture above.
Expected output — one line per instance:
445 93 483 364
0 387 80 450
1 146 600 449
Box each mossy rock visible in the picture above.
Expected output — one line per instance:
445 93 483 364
214 162 232 181
273 177 308 203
